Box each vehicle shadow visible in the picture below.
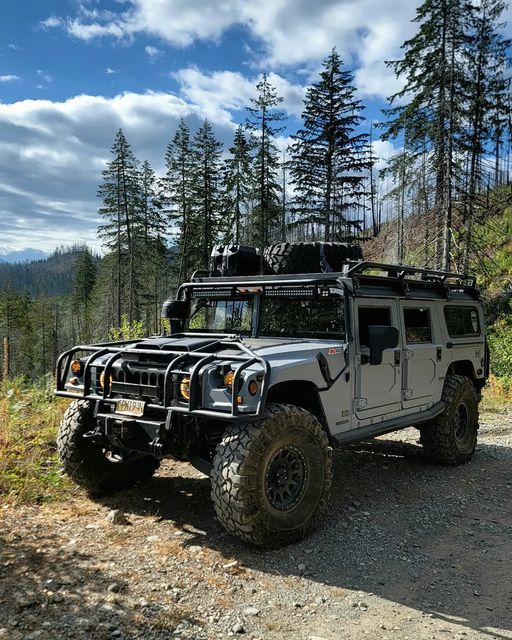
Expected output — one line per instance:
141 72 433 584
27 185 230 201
99 433 512 640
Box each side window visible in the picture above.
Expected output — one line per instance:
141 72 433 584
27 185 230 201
403 308 432 344
444 306 480 337
358 306 391 347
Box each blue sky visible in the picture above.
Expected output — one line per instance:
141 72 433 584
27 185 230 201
3 0 502 254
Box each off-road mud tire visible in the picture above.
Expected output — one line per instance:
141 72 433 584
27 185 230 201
263 241 362 275
57 399 160 495
420 375 479 465
210 403 332 547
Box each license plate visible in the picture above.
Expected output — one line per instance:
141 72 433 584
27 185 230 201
116 399 145 417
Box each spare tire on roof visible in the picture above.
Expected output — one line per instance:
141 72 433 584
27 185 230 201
263 242 363 275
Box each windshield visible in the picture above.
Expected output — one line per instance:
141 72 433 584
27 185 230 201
189 298 253 335
187 294 345 340
260 297 345 339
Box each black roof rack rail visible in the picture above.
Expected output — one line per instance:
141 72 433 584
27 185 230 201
342 261 477 288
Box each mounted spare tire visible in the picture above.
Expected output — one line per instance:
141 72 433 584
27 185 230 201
263 242 362 275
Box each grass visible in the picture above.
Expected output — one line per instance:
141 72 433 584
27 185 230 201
481 374 512 408
0 376 72 504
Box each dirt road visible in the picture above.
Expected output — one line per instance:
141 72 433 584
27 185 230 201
1 407 511 640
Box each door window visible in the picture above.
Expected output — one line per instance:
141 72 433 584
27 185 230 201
403 308 432 344
357 307 391 347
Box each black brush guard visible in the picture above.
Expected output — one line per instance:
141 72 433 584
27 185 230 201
55 333 271 420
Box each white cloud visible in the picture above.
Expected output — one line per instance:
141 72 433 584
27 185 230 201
36 70 53 84
0 91 237 251
174 68 305 124
40 16 63 29
106 67 116 74
144 45 162 59
44 0 419 98
8 44 21 51
0 75 20 82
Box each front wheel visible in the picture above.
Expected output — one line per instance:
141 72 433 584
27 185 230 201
210 404 332 547
57 399 160 495
420 375 479 465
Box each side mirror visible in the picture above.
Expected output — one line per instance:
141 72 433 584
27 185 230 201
367 325 399 365
161 299 189 320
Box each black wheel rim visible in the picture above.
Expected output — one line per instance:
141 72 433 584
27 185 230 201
455 402 469 441
265 446 307 511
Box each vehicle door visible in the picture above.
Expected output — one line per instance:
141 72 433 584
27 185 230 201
353 299 402 421
398 301 440 410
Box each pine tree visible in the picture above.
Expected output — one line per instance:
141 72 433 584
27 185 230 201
246 74 285 247
97 129 141 325
290 49 372 241
72 247 97 343
164 119 194 282
462 0 510 271
191 120 224 270
223 126 255 244
383 0 470 270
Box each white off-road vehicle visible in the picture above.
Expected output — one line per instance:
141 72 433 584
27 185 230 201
56 243 488 547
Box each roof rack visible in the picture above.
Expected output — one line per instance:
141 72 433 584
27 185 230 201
342 261 477 289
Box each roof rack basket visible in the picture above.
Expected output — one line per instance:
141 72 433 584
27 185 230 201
342 261 477 289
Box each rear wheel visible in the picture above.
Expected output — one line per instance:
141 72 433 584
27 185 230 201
420 375 479 465
210 404 332 547
57 399 159 495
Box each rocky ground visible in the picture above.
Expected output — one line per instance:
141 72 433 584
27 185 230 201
1 407 511 640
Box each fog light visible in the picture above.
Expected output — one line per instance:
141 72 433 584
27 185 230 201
180 376 191 400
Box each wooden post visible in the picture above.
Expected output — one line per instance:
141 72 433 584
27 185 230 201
2 336 9 381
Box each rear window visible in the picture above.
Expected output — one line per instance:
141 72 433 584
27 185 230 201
404 308 432 343
444 306 480 337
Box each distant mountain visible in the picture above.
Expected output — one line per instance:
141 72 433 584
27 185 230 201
0 248 48 263
0 247 98 296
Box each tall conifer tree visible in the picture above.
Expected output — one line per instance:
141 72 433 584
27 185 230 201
191 120 223 270
246 74 285 247
165 119 194 281
290 49 372 241
383 0 470 270
97 129 141 325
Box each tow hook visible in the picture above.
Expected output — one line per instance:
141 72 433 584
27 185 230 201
83 427 108 445
150 438 164 457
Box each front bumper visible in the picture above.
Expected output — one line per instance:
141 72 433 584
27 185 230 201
55 334 270 421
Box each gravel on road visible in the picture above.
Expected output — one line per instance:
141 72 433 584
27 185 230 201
1 406 511 640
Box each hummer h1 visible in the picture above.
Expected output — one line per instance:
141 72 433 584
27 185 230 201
56 243 488 547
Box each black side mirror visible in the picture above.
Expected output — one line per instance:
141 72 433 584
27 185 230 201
161 299 189 320
367 325 399 365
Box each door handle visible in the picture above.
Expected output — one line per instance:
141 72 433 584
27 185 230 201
394 350 401 365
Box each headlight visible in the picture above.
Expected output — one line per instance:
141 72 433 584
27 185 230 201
70 359 83 375
180 376 191 400
223 370 235 387
99 372 113 388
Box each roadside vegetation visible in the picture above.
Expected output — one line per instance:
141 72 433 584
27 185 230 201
0 377 71 504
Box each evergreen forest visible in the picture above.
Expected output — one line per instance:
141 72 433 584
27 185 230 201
2 0 512 383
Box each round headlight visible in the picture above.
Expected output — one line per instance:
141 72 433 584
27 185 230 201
180 376 191 400
223 370 235 387
99 372 113 388
70 359 83 375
